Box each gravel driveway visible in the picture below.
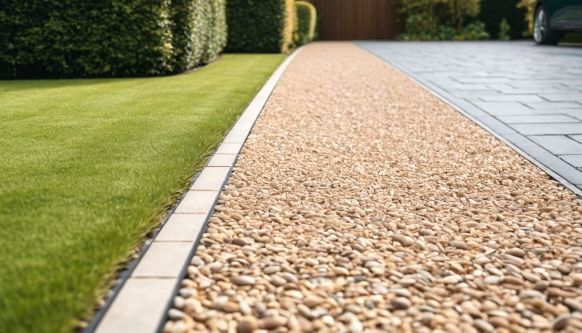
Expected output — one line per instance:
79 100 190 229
164 43 582 333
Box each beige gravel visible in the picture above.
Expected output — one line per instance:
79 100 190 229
164 43 582 333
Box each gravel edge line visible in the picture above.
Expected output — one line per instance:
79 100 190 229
354 41 582 198
89 49 301 333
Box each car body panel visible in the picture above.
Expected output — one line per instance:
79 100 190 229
541 0 582 31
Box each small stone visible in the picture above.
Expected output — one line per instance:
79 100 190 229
553 314 571 330
391 297 411 310
238 316 258 333
232 275 256 286
281 272 298 283
259 316 288 330
474 319 495 332
441 274 462 284
263 266 280 274
232 238 247 246
304 295 324 307
392 234 414 247
168 308 185 320
451 240 468 250
507 248 526 258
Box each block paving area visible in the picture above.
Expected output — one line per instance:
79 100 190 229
359 41 582 194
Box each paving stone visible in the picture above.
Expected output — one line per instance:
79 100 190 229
174 190 219 214
497 115 579 124
511 123 582 135
541 94 582 102
191 167 230 191
529 136 582 155
560 155 582 168
524 101 582 110
132 242 193 278
156 214 206 242
473 102 537 115
207 154 237 167
96 278 175 333
480 94 544 103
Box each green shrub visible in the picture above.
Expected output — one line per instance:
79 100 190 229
498 18 511 40
455 21 490 40
172 0 227 72
517 0 535 36
0 0 227 78
295 1 317 46
478 0 526 39
226 0 296 53
398 0 486 41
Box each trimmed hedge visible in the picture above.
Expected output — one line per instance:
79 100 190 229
478 0 526 39
0 0 227 78
226 0 296 53
295 1 317 46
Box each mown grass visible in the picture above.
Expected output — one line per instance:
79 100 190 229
0 54 285 332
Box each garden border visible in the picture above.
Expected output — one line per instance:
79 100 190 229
91 48 301 333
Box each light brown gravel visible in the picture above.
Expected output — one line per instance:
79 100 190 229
164 43 582 333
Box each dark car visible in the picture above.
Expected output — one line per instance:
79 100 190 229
534 0 582 44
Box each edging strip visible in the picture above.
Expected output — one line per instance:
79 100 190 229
93 49 301 333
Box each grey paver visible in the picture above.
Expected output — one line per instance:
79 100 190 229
358 41 582 193
191 166 230 191
561 155 582 168
524 101 582 110
132 242 193 278
156 214 206 242
497 115 578 124
174 190 219 214
511 123 582 135
95 278 175 333
207 154 237 167
529 136 582 155
473 102 538 115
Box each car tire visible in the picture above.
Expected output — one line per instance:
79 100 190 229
534 6 562 45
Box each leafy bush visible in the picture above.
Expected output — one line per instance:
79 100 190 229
295 1 317 46
398 0 488 41
226 0 296 53
517 0 536 36
498 18 511 40
478 0 526 39
455 21 490 40
0 0 227 78
172 0 227 72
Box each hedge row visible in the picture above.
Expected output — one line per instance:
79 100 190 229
295 1 317 46
226 0 296 53
0 0 227 78
478 0 527 39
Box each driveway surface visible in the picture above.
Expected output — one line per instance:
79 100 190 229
163 43 582 333
358 41 582 195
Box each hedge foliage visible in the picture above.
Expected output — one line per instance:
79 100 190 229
0 0 227 78
295 1 317 46
226 0 296 53
479 0 526 39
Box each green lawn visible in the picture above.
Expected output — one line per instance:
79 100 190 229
0 54 285 332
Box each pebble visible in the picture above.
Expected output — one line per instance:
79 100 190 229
237 316 258 333
259 316 287 330
391 297 411 310
232 276 256 286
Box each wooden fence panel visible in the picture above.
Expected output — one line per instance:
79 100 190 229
308 0 401 40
